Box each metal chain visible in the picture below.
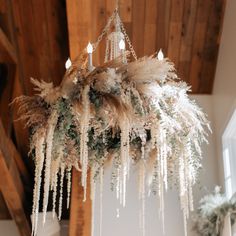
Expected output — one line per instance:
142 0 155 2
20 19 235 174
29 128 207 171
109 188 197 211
116 13 138 60
104 38 110 63
80 7 137 62
92 10 117 51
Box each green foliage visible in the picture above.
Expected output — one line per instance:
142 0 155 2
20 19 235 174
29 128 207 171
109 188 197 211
89 88 103 110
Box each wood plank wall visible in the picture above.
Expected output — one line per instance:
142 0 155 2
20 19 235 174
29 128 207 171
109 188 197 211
66 1 92 235
10 0 69 95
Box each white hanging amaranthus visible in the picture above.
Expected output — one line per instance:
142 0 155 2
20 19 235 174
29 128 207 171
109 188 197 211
99 166 104 236
51 145 63 218
119 116 130 207
90 165 96 236
66 166 72 209
42 109 59 224
80 85 90 201
31 127 46 236
139 160 146 236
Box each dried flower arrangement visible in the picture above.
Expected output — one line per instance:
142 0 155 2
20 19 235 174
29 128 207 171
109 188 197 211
193 187 236 236
14 8 210 236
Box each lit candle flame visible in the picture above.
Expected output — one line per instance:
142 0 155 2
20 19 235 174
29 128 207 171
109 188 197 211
157 49 164 61
119 39 125 50
65 58 72 69
87 42 93 53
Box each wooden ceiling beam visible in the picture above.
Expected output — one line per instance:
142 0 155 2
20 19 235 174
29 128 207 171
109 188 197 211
69 170 91 236
0 119 31 236
0 0 32 162
66 0 92 235
0 192 11 220
0 27 17 63
11 67 31 165
0 0 33 175
0 119 31 195
0 63 15 135
0 117 31 186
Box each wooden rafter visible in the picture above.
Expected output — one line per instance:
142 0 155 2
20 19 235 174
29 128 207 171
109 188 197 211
0 16 31 172
0 63 15 135
11 67 31 161
0 192 11 219
0 27 17 63
0 0 32 161
0 119 31 236
69 170 92 236
0 3 32 224
66 0 92 235
0 117 31 186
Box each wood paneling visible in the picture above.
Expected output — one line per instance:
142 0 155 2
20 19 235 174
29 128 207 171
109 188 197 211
11 0 69 95
167 0 184 68
132 0 145 57
156 0 171 55
178 0 198 83
64 0 225 93
189 0 212 93
144 0 157 55
66 0 91 60
199 0 226 93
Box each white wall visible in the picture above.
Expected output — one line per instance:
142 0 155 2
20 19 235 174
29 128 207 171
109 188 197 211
93 95 219 236
0 217 64 236
0 221 19 236
212 0 236 186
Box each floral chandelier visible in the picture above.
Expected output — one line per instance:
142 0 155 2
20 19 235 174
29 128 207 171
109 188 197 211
15 6 210 236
